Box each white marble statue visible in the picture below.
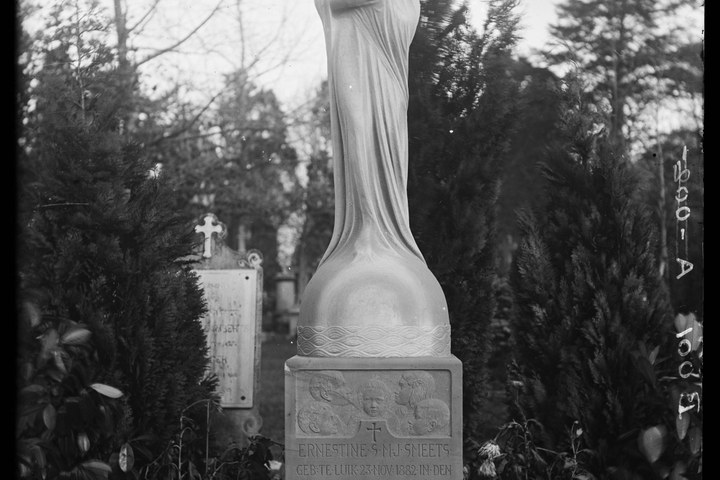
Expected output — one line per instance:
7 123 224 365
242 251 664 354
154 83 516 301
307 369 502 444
315 0 423 264
299 0 450 357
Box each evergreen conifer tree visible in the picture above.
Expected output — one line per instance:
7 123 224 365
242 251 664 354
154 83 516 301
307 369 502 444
17 4 213 472
546 0 699 154
408 0 521 437
508 78 675 477
496 59 564 247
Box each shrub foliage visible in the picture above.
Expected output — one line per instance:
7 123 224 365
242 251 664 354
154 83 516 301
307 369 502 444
507 82 680 477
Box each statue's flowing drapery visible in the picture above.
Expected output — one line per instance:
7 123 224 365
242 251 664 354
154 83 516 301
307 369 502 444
315 0 424 265
299 0 449 356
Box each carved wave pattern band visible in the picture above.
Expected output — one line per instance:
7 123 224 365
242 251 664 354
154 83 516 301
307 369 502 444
297 325 451 357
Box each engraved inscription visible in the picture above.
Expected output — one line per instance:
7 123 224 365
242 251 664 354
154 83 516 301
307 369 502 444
293 421 454 478
294 463 454 478
367 422 382 442
196 269 257 407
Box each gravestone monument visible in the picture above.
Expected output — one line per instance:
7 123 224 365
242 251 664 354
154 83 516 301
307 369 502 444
193 213 264 446
275 272 299 337
285 0 463 478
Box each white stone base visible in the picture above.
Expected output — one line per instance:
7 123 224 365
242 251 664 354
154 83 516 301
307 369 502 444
285 355 463 480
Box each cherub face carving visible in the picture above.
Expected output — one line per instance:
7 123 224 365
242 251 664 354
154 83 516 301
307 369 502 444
358 378 391 417
409 398 450 436
298 402 343 435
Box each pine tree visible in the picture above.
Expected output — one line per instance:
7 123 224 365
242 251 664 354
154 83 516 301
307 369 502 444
293 81 335 299
496 59 564 244
17 3 213 473
508 77 675 477
408 0 521 437
546 0 702 155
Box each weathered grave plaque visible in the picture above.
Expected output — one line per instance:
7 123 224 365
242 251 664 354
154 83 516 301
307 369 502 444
192 213 264 443
195 269 257 407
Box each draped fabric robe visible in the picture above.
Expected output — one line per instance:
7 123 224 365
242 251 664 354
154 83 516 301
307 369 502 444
315 0 424 266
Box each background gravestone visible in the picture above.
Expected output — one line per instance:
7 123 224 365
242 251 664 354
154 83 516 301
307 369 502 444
275 272 299 337
192 213 264 446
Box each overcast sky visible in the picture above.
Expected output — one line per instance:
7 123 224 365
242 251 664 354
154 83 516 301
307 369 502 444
83 0 567 109
253 0 564 107
23 0 702 125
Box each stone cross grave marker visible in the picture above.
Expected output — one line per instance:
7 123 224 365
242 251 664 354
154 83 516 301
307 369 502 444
195 215 224 258
192 213 264 444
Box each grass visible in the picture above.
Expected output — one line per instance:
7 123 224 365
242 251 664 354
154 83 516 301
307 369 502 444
258 333 296 449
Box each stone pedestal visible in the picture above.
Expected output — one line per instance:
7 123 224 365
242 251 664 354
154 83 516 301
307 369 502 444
285 356 462 480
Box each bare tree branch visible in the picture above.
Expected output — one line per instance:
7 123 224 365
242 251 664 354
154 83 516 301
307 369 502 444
145 86 227 147
136 0 224 67
245 14 286 68
127 0 161 34
236 0 246 70
163 123 289 144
